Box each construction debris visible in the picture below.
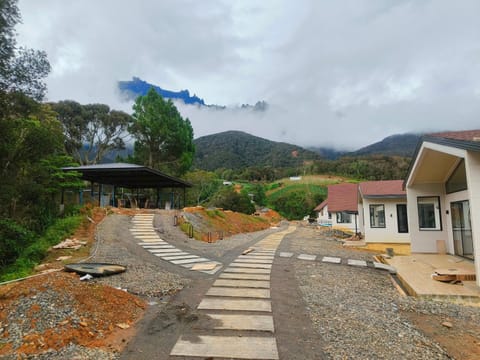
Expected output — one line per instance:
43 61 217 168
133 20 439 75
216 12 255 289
242 248 254 255
53 238 87 250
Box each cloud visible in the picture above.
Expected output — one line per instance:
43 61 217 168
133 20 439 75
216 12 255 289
16 0 480 150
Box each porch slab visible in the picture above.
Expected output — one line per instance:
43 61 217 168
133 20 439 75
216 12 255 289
384 254 480 300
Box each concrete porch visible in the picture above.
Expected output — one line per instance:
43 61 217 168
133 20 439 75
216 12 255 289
383 254 480 302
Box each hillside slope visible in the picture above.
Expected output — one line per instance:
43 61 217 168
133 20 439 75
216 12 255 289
193 131 320 170
351 133 421 157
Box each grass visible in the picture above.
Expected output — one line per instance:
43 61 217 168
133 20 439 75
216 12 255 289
0 215 83 282
266 183 328 203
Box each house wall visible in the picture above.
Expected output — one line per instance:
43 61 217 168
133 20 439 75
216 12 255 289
466 151 480 285
406 183 449 253
316 205 332 226
361 198 410 243
331 211 359 233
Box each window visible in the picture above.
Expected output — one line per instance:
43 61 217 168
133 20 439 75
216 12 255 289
397 204 408 233
336 212 351 223
446 159 467 194
418 196 442 230
369 204 385 228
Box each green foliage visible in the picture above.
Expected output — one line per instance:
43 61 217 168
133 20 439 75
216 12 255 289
312 155 411 180
183 170 221 206
0 219 35 269
266 183 326 220
194 130 319 171
0 215 82 281
0 0 50 100
209 187 255 215
241 183 266 206
50 100 132 165
129 88 195 176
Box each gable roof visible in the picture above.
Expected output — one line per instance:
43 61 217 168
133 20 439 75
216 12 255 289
359 180 405 198
314 199 328 212
405 129 480 186
327 183 358 213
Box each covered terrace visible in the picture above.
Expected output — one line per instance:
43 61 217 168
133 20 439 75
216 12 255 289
63 163 192 209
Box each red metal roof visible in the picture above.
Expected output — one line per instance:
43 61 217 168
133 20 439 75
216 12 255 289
429 130 480 142
359 180 405 197
327 183 358 213
314 199 328 212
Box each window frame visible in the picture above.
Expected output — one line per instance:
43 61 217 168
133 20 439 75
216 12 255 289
336 211 351 224
369 204 386 228
396 204 409 233
417 196 442 231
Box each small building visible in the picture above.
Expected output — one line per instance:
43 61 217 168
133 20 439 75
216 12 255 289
405 130 480 286
314 199 331 226
324 183 359 234
358 180 409 250
63 163 192 209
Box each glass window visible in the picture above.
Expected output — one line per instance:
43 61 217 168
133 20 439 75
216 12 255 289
418 196 442 230
369 204 385 228
446 159 467 194
336 212 351 223
396 204 408 233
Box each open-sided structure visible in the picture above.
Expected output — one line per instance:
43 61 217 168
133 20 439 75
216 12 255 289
63 163 192 209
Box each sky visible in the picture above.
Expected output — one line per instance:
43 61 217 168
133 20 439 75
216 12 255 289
16 0 480 150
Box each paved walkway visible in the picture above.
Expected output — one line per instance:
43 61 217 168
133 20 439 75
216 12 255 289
170 226 296 359
279 252 396 273
130 214 222 274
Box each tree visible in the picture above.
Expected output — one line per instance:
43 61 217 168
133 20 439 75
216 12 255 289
129 87 195 176
183 170 221 205
209 187 255 214
0 0 50 101
51 101 132 165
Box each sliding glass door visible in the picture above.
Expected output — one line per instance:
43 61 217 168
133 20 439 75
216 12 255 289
451 200 473 260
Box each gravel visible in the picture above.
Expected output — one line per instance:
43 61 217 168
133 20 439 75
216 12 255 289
285 225 479 359
88 214 190 298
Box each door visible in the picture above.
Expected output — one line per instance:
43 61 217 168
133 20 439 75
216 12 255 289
451 200 474 260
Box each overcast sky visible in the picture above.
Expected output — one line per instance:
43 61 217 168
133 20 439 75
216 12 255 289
17 0 480 150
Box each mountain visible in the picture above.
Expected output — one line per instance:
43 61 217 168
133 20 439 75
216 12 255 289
118 77 206 105
307 147 346 160
193 131 321 170
117 77 267 111
350 133 422 157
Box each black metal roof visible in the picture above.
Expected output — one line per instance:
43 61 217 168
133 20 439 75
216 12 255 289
63 163 192 189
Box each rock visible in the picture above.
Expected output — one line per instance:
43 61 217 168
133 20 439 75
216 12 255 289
442 321 453 328
116 323 130 329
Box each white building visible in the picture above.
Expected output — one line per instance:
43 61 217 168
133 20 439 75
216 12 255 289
405 130 480 286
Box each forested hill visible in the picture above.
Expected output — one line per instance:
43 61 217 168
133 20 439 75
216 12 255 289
193 131 321 170
350 133 422 157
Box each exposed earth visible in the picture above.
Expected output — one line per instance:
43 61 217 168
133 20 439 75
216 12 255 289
0 208 479 359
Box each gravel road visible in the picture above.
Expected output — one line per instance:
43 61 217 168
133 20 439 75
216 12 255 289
281 224 480 360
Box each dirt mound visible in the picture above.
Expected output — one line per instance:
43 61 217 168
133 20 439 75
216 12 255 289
0 271 145 357
181 207 282 242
